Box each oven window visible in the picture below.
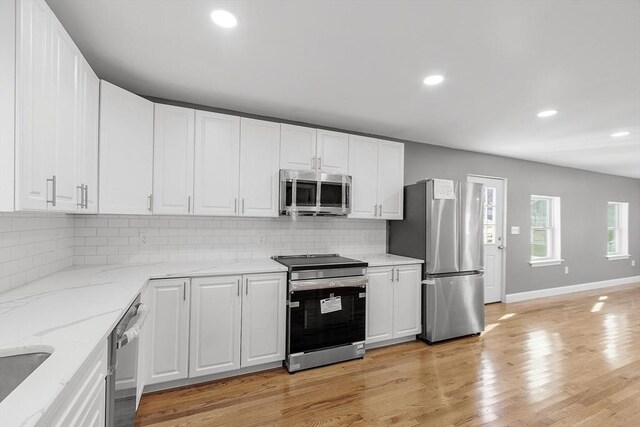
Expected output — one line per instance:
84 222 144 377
286 180 317 207
289 286 365 354
320 182 343 207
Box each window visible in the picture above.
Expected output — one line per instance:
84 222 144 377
482 186 496 244
530 195 562 266
607 202 629 259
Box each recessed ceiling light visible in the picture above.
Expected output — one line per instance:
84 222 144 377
611 131 630 138
537 109 558 118
423 75 444 86
211 10 237 28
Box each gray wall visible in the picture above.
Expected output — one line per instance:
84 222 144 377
403 142 640 295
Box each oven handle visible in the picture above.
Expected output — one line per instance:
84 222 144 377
290 276 368 292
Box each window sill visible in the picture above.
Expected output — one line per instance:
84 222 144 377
606 254 630 260
529 259 564 267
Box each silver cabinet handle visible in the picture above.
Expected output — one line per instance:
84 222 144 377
245 278 249 295
183 282 186 301
148 194 153 212
312 156 316 170
242 198 245 214
187 195 191 213
77 185 84 208
46 176 57 206
83 184 88 209
234 197 237 214
374 204 378 217
378 204 383 217
237 278 240 296
318 156 322 170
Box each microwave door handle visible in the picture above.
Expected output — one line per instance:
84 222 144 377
291 178 297 208
316 173 321 209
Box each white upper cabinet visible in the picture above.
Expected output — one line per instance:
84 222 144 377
193 111 240 216
280 126 349 174
14 0 98 213
348 135 379 218
377 140 404 220
99 80 154 214
15 0 53 211
153 104 195 215
0 0 16 211
76 58 99 214
239 118 280 217
348 135 404 220
316 130 349 174
280 124 316 170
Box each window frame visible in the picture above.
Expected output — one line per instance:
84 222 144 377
606 201 629 260
529 195 563 267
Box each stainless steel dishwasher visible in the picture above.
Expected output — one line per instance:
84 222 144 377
106 295 148 427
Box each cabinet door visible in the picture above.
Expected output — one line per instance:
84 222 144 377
316 129 348 174
76 58 99 213
280 124 316 170
377 140 404 220
239 118 280 217
0 0 15 211
50 17 80 212
99 80 154 214
146 279 190 385
190 276 242 377
348 135 378 219
15 0 53 210
193 111 240 216
365 267 394 344
393 265 422 338
153 104 195 215
241 273 286 368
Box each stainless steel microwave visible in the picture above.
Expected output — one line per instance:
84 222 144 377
279 169 352 216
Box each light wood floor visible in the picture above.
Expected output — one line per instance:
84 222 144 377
136 284 640 426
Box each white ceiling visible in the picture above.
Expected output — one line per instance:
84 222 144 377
47 0 640 178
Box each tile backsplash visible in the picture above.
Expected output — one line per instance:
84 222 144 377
72 215 387 265
0 212 75 293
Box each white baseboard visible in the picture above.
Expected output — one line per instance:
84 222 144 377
366 334 418 349
505 276 640 303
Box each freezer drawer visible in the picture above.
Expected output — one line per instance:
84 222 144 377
421 273 484 343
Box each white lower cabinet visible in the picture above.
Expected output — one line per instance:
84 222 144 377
366 264 421 345
189 275 242 377
43 341 107 427
146 278 190 385
147 273 286 385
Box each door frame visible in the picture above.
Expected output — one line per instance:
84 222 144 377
467 174 508 303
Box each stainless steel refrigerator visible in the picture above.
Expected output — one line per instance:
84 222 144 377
388 179 485 343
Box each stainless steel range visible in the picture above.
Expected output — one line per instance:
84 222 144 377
272 254 368 373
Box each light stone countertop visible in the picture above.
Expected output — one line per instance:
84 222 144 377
0 259 287 427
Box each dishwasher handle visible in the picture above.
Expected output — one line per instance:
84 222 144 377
116 303 149 349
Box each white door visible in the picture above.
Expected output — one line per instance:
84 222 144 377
76 58 99 213
153 104 195 215
316 130 349 174
146 279 190 385
99 80 154 214
50 18 80 212
239 118 280 217
365 267 394 344
377 140 404 220
393 265 421 337
189 276 242 377
15 0 53 211
279 124 316 170
193 111 240 216
348 135 378 219
468 175 505 303
241 273 286 368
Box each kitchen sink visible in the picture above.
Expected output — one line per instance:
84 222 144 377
0 352 51 403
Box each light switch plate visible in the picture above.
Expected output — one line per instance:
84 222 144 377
511 226 520 235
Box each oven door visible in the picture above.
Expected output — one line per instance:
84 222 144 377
288 277 366 355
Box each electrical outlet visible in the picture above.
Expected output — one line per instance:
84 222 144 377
564 266 569 274
632 260 636 267
257 234 266 246
140 231 148 246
